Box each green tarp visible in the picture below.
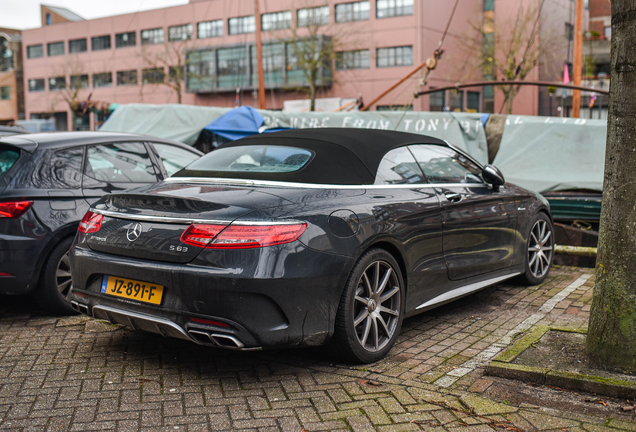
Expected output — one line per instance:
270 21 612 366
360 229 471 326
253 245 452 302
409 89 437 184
100 104 490 164
493 115 607 193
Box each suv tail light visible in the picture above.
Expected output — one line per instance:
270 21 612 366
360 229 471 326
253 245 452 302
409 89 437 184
181 223 307 249
79 211 103 233
0 200 33 218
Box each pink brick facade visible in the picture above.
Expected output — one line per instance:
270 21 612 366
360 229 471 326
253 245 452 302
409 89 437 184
22 0 572 130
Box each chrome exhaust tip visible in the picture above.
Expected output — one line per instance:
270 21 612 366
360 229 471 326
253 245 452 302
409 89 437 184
187 330 244 349
70 301 90 315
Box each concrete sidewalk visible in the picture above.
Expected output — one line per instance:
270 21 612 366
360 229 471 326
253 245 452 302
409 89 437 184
2 266 634 431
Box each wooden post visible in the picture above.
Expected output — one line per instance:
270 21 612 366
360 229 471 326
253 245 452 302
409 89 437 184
254 0 266 109
572 0 584 117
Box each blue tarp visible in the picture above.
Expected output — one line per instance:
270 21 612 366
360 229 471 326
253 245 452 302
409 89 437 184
203 106 264 140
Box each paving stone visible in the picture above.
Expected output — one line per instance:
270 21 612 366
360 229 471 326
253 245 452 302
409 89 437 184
0 268 632 432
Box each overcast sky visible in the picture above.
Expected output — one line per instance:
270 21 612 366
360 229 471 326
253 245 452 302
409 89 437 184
0 0 190 30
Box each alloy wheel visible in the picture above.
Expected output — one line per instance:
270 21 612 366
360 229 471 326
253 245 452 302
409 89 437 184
352 260 401 352
56 251 73 300
528 219 553 279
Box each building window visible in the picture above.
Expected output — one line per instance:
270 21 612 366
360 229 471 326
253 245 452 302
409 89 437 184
143 68 165 84
228 16 255 35
429 89 445 111
70 74 89 90
298 6 330 27
92 35 111 51
250 43 285 86
117 70 138 85
336 49 369 70
47 41 65 56
448 89 463 111
198 20 223 39
115 32 136 48
262 11 292 31
483 0 494 11
28 79 45 92
217 46 248 88
377 104 413 111
141 28 164 45
376 0 413 18
69 38 87 53
168 24 193 41
46 13 52 25
376 46 413 67
0 37 13 72
49 76 66 91
467 91 480 112
0 86 10 100
93 72 113 88
335 1 369 22
27 44 44 59
169 66 185 82
604 26 611 39
187 50 216 91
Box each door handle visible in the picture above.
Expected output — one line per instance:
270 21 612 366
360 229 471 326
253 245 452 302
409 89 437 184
444 192 462 202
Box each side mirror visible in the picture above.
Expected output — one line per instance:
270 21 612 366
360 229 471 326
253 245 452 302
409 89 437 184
482 164 505 187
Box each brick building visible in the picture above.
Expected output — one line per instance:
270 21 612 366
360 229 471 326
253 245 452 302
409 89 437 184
21 0 575 131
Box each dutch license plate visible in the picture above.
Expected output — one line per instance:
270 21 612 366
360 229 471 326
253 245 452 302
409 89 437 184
101 275 163 305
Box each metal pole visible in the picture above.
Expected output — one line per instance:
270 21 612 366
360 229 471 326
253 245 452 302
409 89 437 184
572 0 584 117
254 0 266 109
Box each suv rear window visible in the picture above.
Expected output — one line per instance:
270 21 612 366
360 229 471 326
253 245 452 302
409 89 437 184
187 145 313 174
0 147 20 181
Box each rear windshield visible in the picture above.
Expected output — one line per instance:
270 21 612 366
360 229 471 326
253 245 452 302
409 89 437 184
0 147 20 181
186 145 313 174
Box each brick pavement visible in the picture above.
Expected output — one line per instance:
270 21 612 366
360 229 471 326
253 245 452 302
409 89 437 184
2 265 635 431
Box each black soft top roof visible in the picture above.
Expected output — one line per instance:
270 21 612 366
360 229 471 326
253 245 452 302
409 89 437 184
177 128 447 185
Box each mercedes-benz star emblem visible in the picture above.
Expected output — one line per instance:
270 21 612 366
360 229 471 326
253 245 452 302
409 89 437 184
126 222 143 242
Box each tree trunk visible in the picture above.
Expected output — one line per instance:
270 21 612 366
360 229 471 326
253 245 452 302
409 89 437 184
586 0 636 371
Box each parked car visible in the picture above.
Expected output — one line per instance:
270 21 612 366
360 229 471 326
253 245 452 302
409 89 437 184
0 132 202 314
68 129 554 363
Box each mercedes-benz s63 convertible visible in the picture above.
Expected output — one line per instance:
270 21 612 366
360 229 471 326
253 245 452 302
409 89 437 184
69 129 554 363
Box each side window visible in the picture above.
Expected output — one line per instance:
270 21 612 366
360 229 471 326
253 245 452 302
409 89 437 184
374 147 426 185
86 142 156 183
51 147 84 188
152 143 200 176
409 145 483 184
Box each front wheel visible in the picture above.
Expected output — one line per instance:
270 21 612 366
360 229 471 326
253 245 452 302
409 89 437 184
519 213 554 285
332 248 404 363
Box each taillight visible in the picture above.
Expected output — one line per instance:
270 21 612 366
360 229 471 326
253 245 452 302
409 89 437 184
79 211 103 233
181 223 307 249
180 224 227 247
0 200 33 218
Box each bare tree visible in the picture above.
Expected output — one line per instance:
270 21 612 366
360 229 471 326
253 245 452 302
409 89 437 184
463 0 563 114
282 6 336 111
140 39 190 104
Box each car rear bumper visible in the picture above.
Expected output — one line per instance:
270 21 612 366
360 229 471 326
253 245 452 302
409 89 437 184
70 244 354 350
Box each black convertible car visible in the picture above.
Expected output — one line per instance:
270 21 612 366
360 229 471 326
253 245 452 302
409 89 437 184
69 129 554 363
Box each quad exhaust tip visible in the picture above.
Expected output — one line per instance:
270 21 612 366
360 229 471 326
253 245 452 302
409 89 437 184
188 330 245 349
70 301 90 315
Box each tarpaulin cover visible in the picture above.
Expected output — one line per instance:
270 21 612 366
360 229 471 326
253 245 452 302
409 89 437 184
203 106 264 140
100 104 490 163
493 115 607 193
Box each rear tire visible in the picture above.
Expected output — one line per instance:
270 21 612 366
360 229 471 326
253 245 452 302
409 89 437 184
34 237 77 315
332 248 404 363
519 213 554 285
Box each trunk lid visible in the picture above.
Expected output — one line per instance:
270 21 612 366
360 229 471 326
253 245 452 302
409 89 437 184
86 182 295 262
